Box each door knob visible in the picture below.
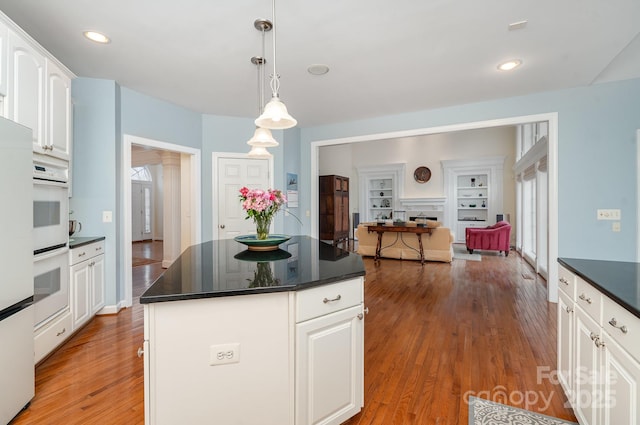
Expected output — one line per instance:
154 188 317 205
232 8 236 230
220 224 225 229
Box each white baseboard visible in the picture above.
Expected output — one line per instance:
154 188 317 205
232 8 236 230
96 300 128 315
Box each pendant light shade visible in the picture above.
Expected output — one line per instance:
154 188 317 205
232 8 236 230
255 0 296 130
255 96 297 129
247 126 278 147
247 145 273 158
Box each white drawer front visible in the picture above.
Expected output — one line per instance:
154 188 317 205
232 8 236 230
602 295 640 363
576 277 602 323
296 278 363 323
70 240 105 265
558 264 576 299
34 309 72 364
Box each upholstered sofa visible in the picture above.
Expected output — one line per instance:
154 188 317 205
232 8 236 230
465 221 511 255
355 221 454 263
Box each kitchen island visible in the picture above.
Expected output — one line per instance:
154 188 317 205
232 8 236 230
140 236 366 425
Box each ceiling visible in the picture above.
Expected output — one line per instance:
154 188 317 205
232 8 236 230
1 0 639 128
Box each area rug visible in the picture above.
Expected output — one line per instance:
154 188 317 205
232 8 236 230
468 397 577 425
453 244 481 261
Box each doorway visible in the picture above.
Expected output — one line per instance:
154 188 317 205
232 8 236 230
122 135 201 308
310 113 559 303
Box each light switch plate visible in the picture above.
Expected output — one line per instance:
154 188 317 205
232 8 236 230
597 209 621 220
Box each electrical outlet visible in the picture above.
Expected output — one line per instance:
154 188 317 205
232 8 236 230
612 222 621 232
210 343 240 366
597 209 621 220
102 210 113 223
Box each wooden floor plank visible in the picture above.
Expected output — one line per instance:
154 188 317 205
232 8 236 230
11 243 576 424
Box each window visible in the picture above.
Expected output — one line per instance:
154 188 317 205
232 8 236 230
131 166 152 181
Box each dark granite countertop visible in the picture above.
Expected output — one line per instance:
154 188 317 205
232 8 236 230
69 236 105 249
140 236 365 304
559 258 640 318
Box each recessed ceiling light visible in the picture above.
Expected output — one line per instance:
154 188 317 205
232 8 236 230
83 31 110 44
497 59 522 71
307 64 329 75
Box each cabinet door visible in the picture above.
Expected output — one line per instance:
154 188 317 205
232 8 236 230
296 304 363 425
0 21 8 97
602 335 640 425
7 31 45 149
70 261 91 330
574 306 602 425
90 254 105 315
557 291 574 395
46 59 71 160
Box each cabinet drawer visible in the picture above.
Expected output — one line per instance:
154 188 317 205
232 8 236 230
34 309 72 364
296 278 363 323
602 295 640 363
70 240 104 265
575 277 602 323
558 264 576 299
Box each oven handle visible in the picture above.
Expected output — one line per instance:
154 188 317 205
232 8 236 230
34 246 69 262
33 178 68 188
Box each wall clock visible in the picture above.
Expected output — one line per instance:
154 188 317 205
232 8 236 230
413 166 431 183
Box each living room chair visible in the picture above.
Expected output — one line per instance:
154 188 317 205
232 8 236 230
465 221 511 256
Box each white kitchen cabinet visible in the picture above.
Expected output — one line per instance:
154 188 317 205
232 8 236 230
0 19 8 98
3 15 73 160
143 276 365 425
45 58 72 160
7 31 44 149
296 304 363 425
33 308 72 364
557 289 574 396
69 240 105 331
557 262 640 425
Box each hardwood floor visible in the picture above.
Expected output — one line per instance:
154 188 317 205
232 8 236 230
11 243 576 424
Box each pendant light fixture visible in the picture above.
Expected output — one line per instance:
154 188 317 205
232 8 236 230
247 19 277 158
254 0 297 130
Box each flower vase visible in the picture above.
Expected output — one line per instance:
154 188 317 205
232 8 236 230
254 215 271 240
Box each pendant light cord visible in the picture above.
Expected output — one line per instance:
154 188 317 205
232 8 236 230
270 0 280 97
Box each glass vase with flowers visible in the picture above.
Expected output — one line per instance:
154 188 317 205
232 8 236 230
238 187 287 240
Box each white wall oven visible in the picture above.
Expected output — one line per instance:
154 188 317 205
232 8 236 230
33 159 69 254
33 157 69 327
33 246 69 326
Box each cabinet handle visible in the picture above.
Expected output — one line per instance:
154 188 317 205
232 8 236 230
79 252 86 257
96 247 102 251
590 332 599 341
323 295 342 303
57 327 66 337
565 306 573 314
559 277 569 285
579 293 592 304
137 347 144 358
594 337 606 349
608 318 628 334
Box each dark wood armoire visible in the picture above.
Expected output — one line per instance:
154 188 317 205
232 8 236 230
319 175 350 245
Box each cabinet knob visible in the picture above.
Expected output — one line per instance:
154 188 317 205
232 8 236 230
137 347 144 358
219 224 225 229
590 332 599 341
357 307 370 320
565 306 573 314
594 337 606 349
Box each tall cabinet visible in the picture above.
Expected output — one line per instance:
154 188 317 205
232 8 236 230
319 175 349 244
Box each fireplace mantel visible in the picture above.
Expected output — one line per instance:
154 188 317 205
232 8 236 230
398 197 446 211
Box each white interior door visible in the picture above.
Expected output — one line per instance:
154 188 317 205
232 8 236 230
132 181 153 242
216 157 270 240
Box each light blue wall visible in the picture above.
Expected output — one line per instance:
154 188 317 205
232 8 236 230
201 115 299 240
283 127 303 235
300 78 640 261
71 78 119 306
120 88 202 149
